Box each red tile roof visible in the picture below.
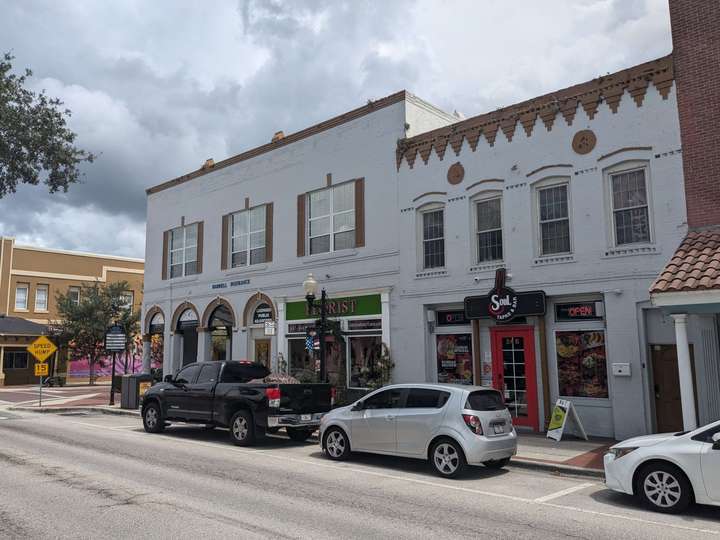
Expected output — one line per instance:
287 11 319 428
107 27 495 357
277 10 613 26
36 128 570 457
650 227 720 293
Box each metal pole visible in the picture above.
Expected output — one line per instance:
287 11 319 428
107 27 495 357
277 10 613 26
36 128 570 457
39 371 42 408
109 351 116 406
319 289 327 383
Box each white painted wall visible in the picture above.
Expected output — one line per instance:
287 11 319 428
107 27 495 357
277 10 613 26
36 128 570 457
395 84 686 439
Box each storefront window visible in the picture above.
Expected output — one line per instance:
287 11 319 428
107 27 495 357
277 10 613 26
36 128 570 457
556 330 608 398
287 337 345 385
348 335 382 388
436 334 473 385
288 338 316 382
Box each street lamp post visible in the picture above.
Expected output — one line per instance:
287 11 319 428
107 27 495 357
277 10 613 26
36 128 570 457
303 273 327 383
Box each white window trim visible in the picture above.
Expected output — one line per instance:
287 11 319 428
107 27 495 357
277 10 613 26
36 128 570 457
532 177 573 258
603 161 654 248
34 284 49 312
120 291 134 311
14 283 29 311
471 191 504 265
306 182 356 256
230 206 266 268
169 224 198 279
416 202 446 271
68 286 81 306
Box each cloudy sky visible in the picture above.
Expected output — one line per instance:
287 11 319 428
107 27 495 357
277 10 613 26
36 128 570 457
0 0 672 258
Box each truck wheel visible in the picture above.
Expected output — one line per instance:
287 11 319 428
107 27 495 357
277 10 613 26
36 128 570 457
323 427 351 460
229 410 255 446
143 403 164 433
287 427 315 442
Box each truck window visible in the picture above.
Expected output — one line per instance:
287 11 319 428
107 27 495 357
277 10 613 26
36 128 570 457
175 364 201 384
197 363 220 384
221 362 270 383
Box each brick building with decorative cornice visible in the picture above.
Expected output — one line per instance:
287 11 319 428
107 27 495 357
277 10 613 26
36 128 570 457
649 0 720 432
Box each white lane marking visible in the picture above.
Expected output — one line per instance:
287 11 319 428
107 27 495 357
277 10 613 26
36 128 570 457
67 421 720 536
533 482 594 503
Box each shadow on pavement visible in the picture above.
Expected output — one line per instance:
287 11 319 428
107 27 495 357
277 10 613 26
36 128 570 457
589 488 720 523
149 424 509 481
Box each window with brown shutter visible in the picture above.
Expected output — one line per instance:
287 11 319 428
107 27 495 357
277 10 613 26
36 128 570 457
162 230 169 280
297 193 306 257
196 221 204 273
265 202 274 262
355 178 365 248
167 222 201 278
221 214 230 270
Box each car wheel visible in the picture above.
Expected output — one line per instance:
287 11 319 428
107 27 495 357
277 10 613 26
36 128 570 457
323 427 351 460
142 403 164 433
229 410 255 447
483 457 511 470
637 463 693 513
287 427 315 442
431 439 466 478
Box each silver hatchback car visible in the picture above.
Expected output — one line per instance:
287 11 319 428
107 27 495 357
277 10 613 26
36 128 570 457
319 383 517 477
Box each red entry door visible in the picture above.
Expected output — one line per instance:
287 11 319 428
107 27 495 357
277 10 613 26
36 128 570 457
490 326 539 431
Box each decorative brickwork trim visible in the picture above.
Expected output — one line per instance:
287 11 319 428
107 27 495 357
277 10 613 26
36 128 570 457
397 55 674 170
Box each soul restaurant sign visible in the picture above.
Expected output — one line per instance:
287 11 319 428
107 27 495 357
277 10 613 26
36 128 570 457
464 269 546 322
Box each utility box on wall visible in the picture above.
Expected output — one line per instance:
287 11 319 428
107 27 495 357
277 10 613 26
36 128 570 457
612 363 631 377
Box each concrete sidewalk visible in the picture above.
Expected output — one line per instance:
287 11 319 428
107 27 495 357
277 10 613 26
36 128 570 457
9 404 610 478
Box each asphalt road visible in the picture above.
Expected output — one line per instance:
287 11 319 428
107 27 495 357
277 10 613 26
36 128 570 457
0 410 718 539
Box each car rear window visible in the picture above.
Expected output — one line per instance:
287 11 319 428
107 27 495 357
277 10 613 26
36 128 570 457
405 388 451 408
465 390 505 411
221 362 270 383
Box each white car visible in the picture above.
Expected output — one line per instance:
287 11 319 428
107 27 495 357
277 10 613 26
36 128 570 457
319 383 517 478
604 420 720 513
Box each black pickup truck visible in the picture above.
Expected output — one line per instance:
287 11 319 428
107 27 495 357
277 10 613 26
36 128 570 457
141 361 333 446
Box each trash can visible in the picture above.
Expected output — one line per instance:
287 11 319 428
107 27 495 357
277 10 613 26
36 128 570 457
120 373 154 409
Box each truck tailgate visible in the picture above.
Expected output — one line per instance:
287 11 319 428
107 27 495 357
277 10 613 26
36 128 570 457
278 384 332 414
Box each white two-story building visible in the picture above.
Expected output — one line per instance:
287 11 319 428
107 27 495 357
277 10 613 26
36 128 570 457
143 54 720 440
141 92 456 391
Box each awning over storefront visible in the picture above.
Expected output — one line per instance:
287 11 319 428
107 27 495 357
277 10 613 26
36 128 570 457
651 227 720 431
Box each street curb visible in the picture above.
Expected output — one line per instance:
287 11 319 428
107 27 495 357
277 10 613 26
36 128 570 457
8 406 141 418
509 457 605 479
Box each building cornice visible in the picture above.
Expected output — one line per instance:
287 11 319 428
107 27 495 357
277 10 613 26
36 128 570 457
14 244 144 263
396 55 674 170
146 90 410 196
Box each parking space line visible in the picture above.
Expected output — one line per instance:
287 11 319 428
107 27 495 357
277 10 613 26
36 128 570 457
63 421 720 536
533 482 595 503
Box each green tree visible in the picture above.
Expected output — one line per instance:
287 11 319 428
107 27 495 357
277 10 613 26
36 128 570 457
0 52 95 197
55 281 139 384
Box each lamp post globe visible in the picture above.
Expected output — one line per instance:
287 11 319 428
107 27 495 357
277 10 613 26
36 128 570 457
303 272 318 302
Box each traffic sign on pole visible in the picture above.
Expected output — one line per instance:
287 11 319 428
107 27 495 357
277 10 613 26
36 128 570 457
27 335 57 363
34 363 49 377
105 325 127 352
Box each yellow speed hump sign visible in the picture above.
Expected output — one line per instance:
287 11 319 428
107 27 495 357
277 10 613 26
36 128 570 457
27 335 57 363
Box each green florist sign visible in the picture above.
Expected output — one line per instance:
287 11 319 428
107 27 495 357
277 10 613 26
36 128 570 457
286 294 381 321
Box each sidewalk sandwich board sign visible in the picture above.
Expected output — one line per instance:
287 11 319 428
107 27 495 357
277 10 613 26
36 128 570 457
547 398 588 442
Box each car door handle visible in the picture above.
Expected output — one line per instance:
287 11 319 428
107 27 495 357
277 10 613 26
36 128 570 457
385 415 395 421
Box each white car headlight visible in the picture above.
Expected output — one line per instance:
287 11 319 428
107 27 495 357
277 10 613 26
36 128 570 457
608 447 638 460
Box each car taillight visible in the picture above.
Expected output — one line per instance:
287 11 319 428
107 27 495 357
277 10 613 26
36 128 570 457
265 387 281 408
463 414 483 435
331 387 336 407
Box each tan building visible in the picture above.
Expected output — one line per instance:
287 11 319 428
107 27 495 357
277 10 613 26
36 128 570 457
0 237 144 385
